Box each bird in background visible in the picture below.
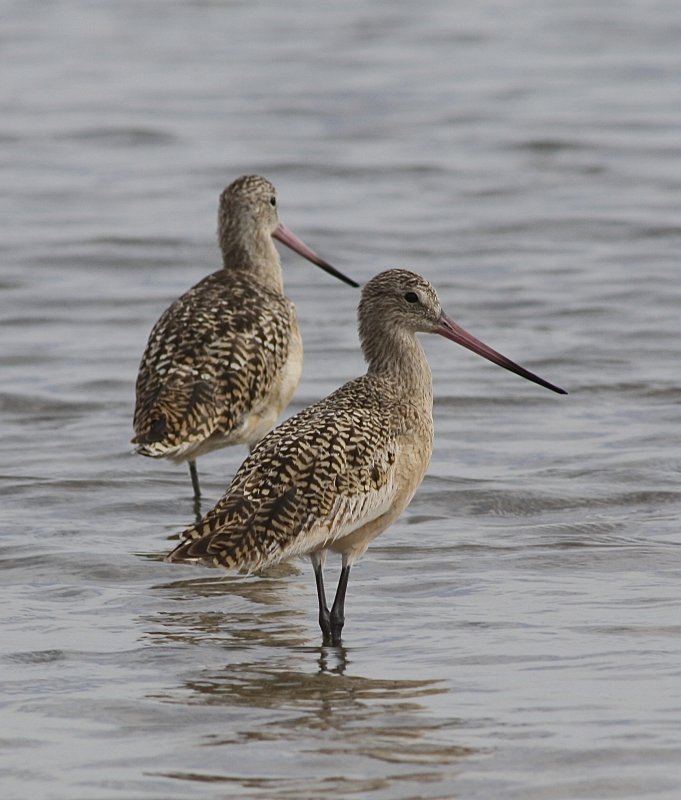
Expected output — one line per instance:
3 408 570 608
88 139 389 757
167 268 566 646
132 175 359 506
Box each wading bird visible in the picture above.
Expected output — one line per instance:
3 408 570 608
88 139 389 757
167 269 566 644
132 175 358 502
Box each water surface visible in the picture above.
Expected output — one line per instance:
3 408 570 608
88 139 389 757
2 1 681 798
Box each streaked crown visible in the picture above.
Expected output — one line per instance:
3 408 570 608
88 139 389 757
218 174 279 237
359 269 443 338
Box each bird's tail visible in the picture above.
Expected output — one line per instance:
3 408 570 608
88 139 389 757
165 486 300 573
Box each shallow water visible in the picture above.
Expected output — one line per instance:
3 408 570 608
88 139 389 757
2 1 681 798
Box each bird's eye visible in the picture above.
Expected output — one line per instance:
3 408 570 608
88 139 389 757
404 291 419 304
269 196 277 207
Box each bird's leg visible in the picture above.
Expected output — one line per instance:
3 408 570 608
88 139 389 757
188 459 201 500
311 554 332 642
329 562 351 646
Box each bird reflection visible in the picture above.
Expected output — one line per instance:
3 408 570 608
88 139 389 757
147 569 308 648
182 659 445 721
161 656 474 785
144 575 474 794
318 643 349 675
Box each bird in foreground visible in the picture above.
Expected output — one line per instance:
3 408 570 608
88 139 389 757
167 269 567 645
132 175 358 503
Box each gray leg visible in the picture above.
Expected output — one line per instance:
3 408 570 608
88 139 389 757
329 564 351 646
312 555 332 642
188 459 201 499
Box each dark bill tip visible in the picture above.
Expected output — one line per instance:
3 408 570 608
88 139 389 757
272 222 359 288
435 312 567 395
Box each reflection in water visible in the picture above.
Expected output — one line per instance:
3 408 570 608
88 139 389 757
145 575 475 798
318 643 349 675
146 571 310 648
152 570 299 604
154 655 472 797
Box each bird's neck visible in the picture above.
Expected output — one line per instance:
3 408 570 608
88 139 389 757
219 228 284 294
364 327 433 412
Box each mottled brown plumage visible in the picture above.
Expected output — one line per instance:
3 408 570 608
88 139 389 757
167 371 423 570
167 269 566 644
132 175 357 499
133 274 294 460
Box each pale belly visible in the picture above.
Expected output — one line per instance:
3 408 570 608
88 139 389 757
242 322 303 448
326 422 434 564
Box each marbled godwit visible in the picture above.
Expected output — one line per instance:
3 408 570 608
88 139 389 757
167 269 566 644
132 175 358 502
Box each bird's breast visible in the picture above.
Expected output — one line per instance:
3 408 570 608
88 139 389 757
240 315 302 448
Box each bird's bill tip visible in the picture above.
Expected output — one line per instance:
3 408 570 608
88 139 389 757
435 312 567 395
272 222 359 288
